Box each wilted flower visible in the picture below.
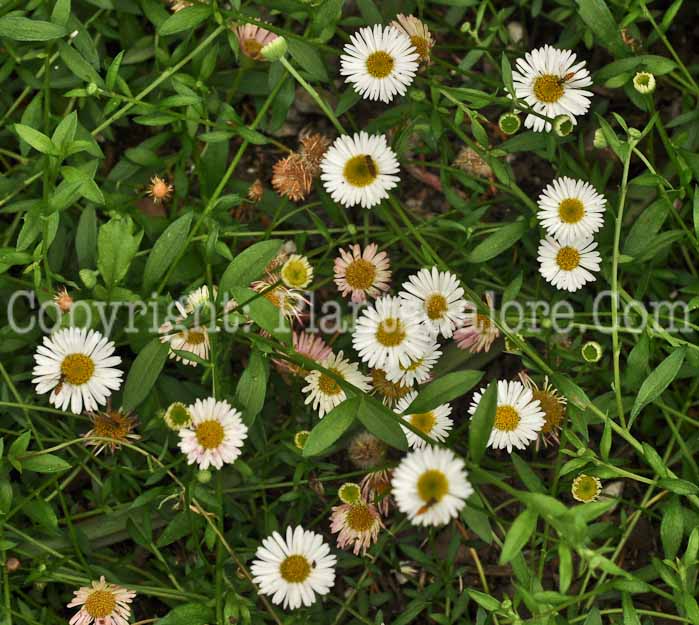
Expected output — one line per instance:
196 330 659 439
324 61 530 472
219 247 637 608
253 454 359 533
147 175 173 203
234 24 278 61
360 469 393 516
348 431 387 470
390 14 435 64
84 408 139 455
54 287 73 313
330 500 384 555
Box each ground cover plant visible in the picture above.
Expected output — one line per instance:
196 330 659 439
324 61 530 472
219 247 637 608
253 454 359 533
0 0 698 624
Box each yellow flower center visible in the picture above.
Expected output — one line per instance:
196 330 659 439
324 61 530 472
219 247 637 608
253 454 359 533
60 353 95 386
371 369 412 403
416 469 448 503
84 590 116 618
195 420 225 450
425 293 448 320
279 555 311 583
180 328 207 345
343 155 379 187
533 74 565 103
282 260 309 288
241 38 263 59
346 503 376 532
410 411 436 434
533 389 566 433
410 35 430 61
375 318 405 347
572 475 600 502
555 247 581 271
365 50 394 78
494 405 521 432
318 368 343 396
558 198 585 224
345 258 377 290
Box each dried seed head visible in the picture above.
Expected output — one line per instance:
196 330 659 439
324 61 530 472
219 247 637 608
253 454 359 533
453 147 492 179
54 287 73 313
272 153 313 201
348 431 387 469
299 132 331 173
147 176 173 203
247 178 264 202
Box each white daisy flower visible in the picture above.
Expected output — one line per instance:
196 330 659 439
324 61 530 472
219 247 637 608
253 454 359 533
178 397 248 470
468 380 545 453
384 339 441 386
394 391 453 449
399 267 467 338
32 327 123 414
512 45 593 132
251 526 336 610
320 132 400 209
340 24 419 103
353 295 431 372
302 351 371 418
537 236 601 292
67 576 136 625
537 177 606 244
391 446 473 527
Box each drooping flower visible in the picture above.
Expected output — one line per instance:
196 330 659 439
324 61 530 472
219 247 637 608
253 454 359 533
468 380 545 453
178 398 248 470
334 242 391 303
330 500 384 555
235 24 278 61
392 446 473 527
251 526 336 610
320 132 400 208
394 391 453 449
273 331 333 378
84 408 139 455
340 25 419 103
32 327 123 414
390 14 434 64
537 236 601 292
537 177 606 244
454 292 500 354
303 351 371 418
512 45 593 132
360 469 393 516
67 576 136 625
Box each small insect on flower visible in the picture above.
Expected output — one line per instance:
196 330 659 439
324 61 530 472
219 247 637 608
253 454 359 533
84 408 139 455
537 236 601 292
392 446 473 527
251 526 336 610
330 498 384 555
334 242 392 304
163 401 193 431
147 175 173 203
571 474 602 502
390 14 435 64
281 254 313 289
340 25 419 103
234 24 278 61
67 576 136 625
454 292 500 354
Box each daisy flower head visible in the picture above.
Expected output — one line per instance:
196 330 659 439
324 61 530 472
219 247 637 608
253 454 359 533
537 236 601 292
235 23 278 61
572 473 602 502
334 242 391 303
392 446 473 527
512 45 593 132
330 499 384 555
274 331 333 378
320 132 400 209
468 380 545 453
385 339 441 386
303 351 371 418
537 177 606 244
454 292 499 354
32 327 123 414
340 24 419 103
394 391 453 449
178 398 248 470
251 526 336 610
353 295 432 372
520 372 567 446
399 267 467 338
84 408 139 455
390 14 434 64
67 576 135 625
281 254 313 289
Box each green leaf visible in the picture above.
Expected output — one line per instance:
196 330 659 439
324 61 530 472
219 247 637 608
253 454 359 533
406 370 483 414
106 50 125 91
219 240 282 298
465 220 527 263
143 213 193 291
595 55 677 84
122 339 170 412
657 478 699 496
231 286 290 341
630 347 686 418
23 500 58 531
357 397 408 451
58 41 104 86
158 5 211 36
157 512 196 548
97 216 143 289
303 398 360 457
287 39 329 82
52 111 78 153
558 543 573 593
575 0 628 58
661 497 684 559
0 16 67 41
76 207 97 269
51 0 72 26
235 349 269 425
499 508 538 564
469 380 496 463
694 186 699 241
21 454 71 473
14 124 57 155
511 452 546 493
622 594 641 625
